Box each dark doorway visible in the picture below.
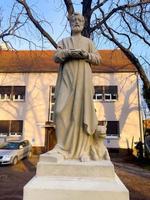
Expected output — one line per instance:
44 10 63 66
45 122 56 152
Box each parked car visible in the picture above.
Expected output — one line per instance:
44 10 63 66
132 141 144 159
0 140 32 165
145 134 150 159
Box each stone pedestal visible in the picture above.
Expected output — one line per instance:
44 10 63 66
23 152 129 200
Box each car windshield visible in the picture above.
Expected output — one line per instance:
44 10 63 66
0 142 19 150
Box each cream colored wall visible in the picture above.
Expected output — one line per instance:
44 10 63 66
0 73 57 146
93 73 141 149
0 72 141 149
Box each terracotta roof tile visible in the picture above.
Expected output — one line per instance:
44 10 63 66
0 50 137 73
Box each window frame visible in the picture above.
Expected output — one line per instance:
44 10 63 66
0 86 26 102
49 86 55 122
0 120 23 136
93 85 118 102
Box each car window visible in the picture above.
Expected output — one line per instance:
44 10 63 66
0 142 19 150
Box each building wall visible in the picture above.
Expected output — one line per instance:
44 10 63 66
93 72 141 149
0 72 141 149
0 73 57 147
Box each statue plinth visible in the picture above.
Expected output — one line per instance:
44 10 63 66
23 153 129 200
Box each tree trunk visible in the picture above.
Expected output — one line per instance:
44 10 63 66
82 0 92 38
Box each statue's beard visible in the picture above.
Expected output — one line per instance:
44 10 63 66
72 26 83 33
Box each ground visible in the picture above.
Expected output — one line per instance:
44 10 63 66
0 153 150 200
111 153 150 200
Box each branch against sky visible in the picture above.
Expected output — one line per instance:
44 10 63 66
63 1 150 87
0 0 150 107
16 0 57 49
93 2 150 89
0 2 28 49
64 0 74 18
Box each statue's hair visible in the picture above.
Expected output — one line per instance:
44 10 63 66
68 13 85 24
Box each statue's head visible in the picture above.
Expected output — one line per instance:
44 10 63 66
69 13 85 33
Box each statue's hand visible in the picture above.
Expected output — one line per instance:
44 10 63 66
69 49 82 58
69 49 89 59
80 50 89 59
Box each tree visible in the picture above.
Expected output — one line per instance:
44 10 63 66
2 0 150 109
0 2 29 49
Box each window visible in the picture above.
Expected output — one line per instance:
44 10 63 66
0 120 23 136
94 86 118 102
0 86 26 101
93 86 103 100
104 94 111 101
49 86 55 121
0 121 9 135
0 86 11 101
98 121 120 137
12 86 26 101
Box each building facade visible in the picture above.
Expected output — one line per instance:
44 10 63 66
0 50 142 151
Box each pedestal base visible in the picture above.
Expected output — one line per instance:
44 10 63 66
23 153 129 200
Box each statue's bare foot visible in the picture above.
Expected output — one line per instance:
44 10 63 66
47 146 70 160
80 154 90 162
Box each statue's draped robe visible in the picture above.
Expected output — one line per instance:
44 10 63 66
54 36 101 159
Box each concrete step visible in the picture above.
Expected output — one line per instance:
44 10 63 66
36 159 115 179
23 175 129 200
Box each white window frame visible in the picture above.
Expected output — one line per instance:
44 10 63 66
94 93 103 101
12 94 24 102
94 86 118 102
49 86 55 122
104 93 118 102
111 93 118 101
0 86 25 102
50 110 54 121
104 93 111 101
0 94 11 101
9 132 22 136
0 120 23 136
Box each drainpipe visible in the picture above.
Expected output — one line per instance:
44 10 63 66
47 86 51 122
136 73 144 143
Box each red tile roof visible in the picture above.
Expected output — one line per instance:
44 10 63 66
0 50 137 73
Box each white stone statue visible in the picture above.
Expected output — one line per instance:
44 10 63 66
50 13 110 162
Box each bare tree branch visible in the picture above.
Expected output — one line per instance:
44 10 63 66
82 0 92 37
64 0 74 18
16 0 57 48
125 10 150 35
121 12 150 46
90 1 150 33
101 21 150 89
90 0 109 14
109 26 132 49
0 3 23 37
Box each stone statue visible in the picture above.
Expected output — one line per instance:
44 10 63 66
50 13 110 162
